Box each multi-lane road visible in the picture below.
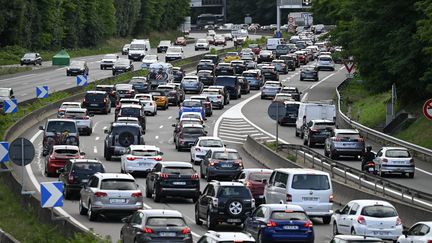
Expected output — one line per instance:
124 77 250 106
4 32 432 243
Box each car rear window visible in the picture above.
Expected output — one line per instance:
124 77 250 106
85 93 105 101
100 179 136 190
46 121 77 133
111 126 140 135
64 111 86 119
132 150 158 156
335 133 361 140
183 101 202 107
54 149 79 155
271 211 308 220
319 57 333 61
200 139 223 147
291 174 330 190
163 167 195 175
361 205 398 218
218 186 251 198
183 127 205 135
213 151 240 160
73 163 104 174
385 149 410 158
249 172 272 182
119 108 140 117
146 217 186 227
96 86 113 92
215 77 237 87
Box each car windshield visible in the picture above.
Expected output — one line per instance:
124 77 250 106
218 186 251 197
96 86 113 92
319 57 333 62
226 52 238 57
183 127 205 134
213 151 240 160
271 211 308 221
146 217 186 227
23 53 36 58
100 179 136 190
197 39 207 43
183 101 202 107
200 139 223 147
158 86 173 90
181 114 201 119
285 104 299 112
150 91 164 96
69 61 84 69
73 163 104 174
361 205 398 218
85 93 105 101
131 149 159 156
163 167 195 175
385 149 411 158
119 108 140 117
54 149 79 155
46 121 77 133
61 103 80 109
249 172 272 181
130 43 145 50
291 174 330 190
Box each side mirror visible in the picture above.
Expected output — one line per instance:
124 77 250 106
224 144 227 147
402 230 408 237
121 215 131 223
104 129 109 134
262 179 268 184
335 209 341 214
39 126 44 130
57 168 64 173
80 152 86 156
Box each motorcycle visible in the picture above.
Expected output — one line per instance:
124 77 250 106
363 161 376 174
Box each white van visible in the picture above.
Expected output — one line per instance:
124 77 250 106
264 168 334 224
128 39 151 61
295 102 336 138
266 38 282 50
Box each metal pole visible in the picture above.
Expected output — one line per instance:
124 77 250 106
276 106 279 152
276 1 281 31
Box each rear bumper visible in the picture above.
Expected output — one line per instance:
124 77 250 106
208 168 242 179
160 187 200 198
262 229 314 242
354 225 402 241
381 165 415 173
333 148 364 156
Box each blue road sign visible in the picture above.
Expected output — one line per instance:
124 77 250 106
275 31 282 38
41 182 63 208
3 99 18 113
36 85 49 99
0 142 8 163
76 75 88 86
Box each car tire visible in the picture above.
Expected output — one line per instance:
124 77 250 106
207 212 216 230
257 232 265 243
351 227 356 235
322 216 331 224
145 185 152 198
195 206 203 225
200 165 205 179
192 195 199 203
64 186 71 200
332 221 339 235
303 138 308 146
324 149 329 157
300 77 304 81
79 199 88 215
105 147 112 161
307 139 314 148
154 189 162 202
300 131 304 139
88 202 97 221
408 172 414 178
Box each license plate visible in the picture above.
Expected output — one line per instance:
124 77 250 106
368 167 374 172
159 232 176 237
90 104 98 107
302 197 319 201
110 198 126 204
393 161 406 164
227 218 241 223
283 225 299 230
81 179 89 183
373 231 388 236
173 181 186 185
221 163 232 168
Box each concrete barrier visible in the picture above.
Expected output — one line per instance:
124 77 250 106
242 136 432 227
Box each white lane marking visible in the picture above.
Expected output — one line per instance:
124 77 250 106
222 139 244 144
93 146 98 154
310 73 335 89
220 126 257 131
301 92 309 102
28 130 91 231
219 129 257 134
168 116 172 120
95 137 100 141
219 135 246 141
159 125 164 129
219 123 251 127
103 126 107 130
155 136 159 140
218 132 248 138
416 168 432 176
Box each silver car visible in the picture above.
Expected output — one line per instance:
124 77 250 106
324 129 365 160
315 55 335 71
79 173 143 221
374 147 415 178
120 145 163 174
63 108 93 135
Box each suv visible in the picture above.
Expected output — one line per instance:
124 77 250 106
197 231 255 243
104 122 145 161
39 119 80 156
214 76 241 99
20 52 42 65
303 120 335 147
157 40 171 53
145 162 200 203
82 91 111 114
79 173 143 221
324 129 365 160
58 159 105 199
100 54 118 69
96 85 118 106
116 104 146 131
195 181 255 229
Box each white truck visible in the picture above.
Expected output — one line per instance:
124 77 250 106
128 39 151 61
295 102 336 138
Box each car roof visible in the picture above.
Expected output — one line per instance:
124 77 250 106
349 200 395 207
380 147 409 151
190 95 207 99
205 231 255 241
121 104 142 109
311 119 334 123
64 108 87 113
117 117 139 121
261 204 305 211
94 172 135 180
47 118 76 123
138 209 183 217
212 181 244 187
160 161 193 168
129 145 160 151
96 84 114 88
61 102 81 105
274 168 330 176
334 129 359 134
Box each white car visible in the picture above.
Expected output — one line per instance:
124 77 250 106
195 39 210 51
139 99 157 116
190 137 225 165
63 108 93 135
100 54 118 70
374 147 415 178
141 54 158 69
179 112 204 123
332 199 403 241
57 102 81 118
397 221 432 243
165 46 184 62
120 145 163 174
201 88 225 109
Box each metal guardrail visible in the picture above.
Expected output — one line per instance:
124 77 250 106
277 143 432 211
336 80 432 162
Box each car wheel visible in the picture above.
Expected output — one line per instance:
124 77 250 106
105 147 112 161
332 221 339 235
258 232 264 243
303 138 308 146
195 206 203 225
88 202 97 221
79 198 87 215
154 189 162 202
200 165 205 179
300 77 304 81
145 185 152 198
300 131 304 139
408 172 414 178
324 149 329 157
207 212 216 230
322 216 331 224
307 139 314 148
64 186 70 200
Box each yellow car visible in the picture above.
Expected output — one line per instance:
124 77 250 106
150 90 169 110
224 52 241 63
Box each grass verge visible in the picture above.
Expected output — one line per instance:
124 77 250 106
0 66 32 76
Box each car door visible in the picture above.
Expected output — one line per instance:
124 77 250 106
335 202 353 234
272 172 289 204
264 171 277 203
199 185 214 218
147 163 161 192
245 206 267 239
398 223 423 243
345 203 359 232
201 150 212 175
191 138 199 158
122 211 141 243
82 176 99 208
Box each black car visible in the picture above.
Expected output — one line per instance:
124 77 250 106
96 85 118 107
58 159 105 199
104 122 145 161
203 54 219 65
173 67 185 82
262 68 279 81
197 62 215 74
113 58 134 76
195 181 255 229
67 61 89 76
145 162 200 203
214 76 241 99
82 91 111 114
238 76 250 94
117 104 146 132
231 62 247 75
303 120 335 147
157 85 185 106
280 54 298 70
174 124 207 151
279 86 301 101
197 70 215 87
215 65 235 76
20 52 42 65
129 77 148 93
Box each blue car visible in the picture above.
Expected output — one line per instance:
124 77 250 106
178 99 206 119
244 204 314 243
245 76 263 90
181 76 203 94
260 84 281 99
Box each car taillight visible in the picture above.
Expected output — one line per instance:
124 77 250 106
180 227 191 234
154 157 162 161
357 216 366 225
304 220 313 228
396 217 402 226
329 194 334 202
160 173 169 179
191 173 199 180
410 158 415 165
94 192 108 197
68 174 75 183
131 192 142 198
195 148 201 152
267 220 277 227
143 227 154 233
286 194 292 202
333 137 341 141
127 156 136 161
382 158 388 163
246 181 252 188
209 160 219 166
217 95 222 99
83 116 89 120
212 198 218 207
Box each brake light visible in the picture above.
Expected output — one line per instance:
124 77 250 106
154 157 162 161
217 95 222 99
382 158 388 163
94 192 107 197
191 173 199 180
357 216 366 225
286 194 292 202
143 227 154 233
195 148 201 152
212 198 218 207
83 116 89 120
160 173 169 179
329 194 334 203
267 220 277 227
396 217 402 226
180 227 191 234
104 98 108 103
209 160 219 166
68 174 75 183
131 192 142 198
410 158 415 165
127 156 136 161
246 181 252 188
333 137 341 141
304 220 313 228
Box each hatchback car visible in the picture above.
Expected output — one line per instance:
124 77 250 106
175 36 187 46
261 84 281 99
244 204 314 243
117 104 146 132
57 102 81 118
174 124 207 151
279 86 301 101
67 61 89 76
316 55 335 71
141 55 158 70
181 76 203 94
120 209 193 243
79 173 143 221
149 90 169 110
45 145 83 177
21 52 42 65
303 120 335 147
332 200 403 241
82 91 111 114
200 148 244 182
179 99 206 120
300 66 319 81
397 221 432 243
120 145 163 175
374 147 415 178
190 136 225 165
324 129 365 160
63 108 93 135
195 39 210 51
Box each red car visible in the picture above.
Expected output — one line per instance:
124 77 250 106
45 145 83 177
234 168 273 205
249 44 261 55
213 35 226 46
175 37 187 46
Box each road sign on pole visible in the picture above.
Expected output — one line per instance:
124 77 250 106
36 85 49 99
267 101 285 151
0 142 8 163
343 58 355 74
76 75 88 86
423 99 432 120
9 138 35 195
41 182 63 208
3 99 18 113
